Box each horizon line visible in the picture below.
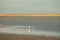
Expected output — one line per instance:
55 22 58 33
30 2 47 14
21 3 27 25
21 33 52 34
0 14 60 16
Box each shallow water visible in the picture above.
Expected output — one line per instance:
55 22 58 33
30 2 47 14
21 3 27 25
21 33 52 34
0 16 60 36
0 26 60 36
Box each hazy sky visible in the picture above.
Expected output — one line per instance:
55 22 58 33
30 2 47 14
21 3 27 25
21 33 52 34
0 0 60 14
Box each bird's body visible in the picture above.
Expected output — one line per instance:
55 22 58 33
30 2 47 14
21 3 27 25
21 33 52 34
27 25 34 32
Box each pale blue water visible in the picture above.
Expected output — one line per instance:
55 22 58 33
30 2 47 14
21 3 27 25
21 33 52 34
0 26 60 36
0 16 60 36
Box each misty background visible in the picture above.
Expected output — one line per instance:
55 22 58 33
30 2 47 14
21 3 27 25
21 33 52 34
0 0 60 13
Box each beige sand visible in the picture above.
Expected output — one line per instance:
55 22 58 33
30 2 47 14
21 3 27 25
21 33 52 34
0 33 60 40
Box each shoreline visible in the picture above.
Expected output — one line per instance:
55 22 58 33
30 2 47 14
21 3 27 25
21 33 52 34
0 26 60 37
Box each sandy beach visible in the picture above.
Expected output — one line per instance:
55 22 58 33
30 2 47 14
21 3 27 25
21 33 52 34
0 33 60 40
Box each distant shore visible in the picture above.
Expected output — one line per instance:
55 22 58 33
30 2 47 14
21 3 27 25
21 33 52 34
0 33 60 40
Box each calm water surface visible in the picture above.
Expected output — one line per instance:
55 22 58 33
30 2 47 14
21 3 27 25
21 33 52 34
0 16 60 36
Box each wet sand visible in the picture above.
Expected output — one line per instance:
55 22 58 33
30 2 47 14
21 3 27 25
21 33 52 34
0 33 60 40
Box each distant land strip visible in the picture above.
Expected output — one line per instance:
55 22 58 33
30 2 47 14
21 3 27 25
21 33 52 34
0 14 60 16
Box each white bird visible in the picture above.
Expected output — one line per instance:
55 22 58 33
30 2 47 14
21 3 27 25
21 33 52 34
28 25 31 32
27 24 34 32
